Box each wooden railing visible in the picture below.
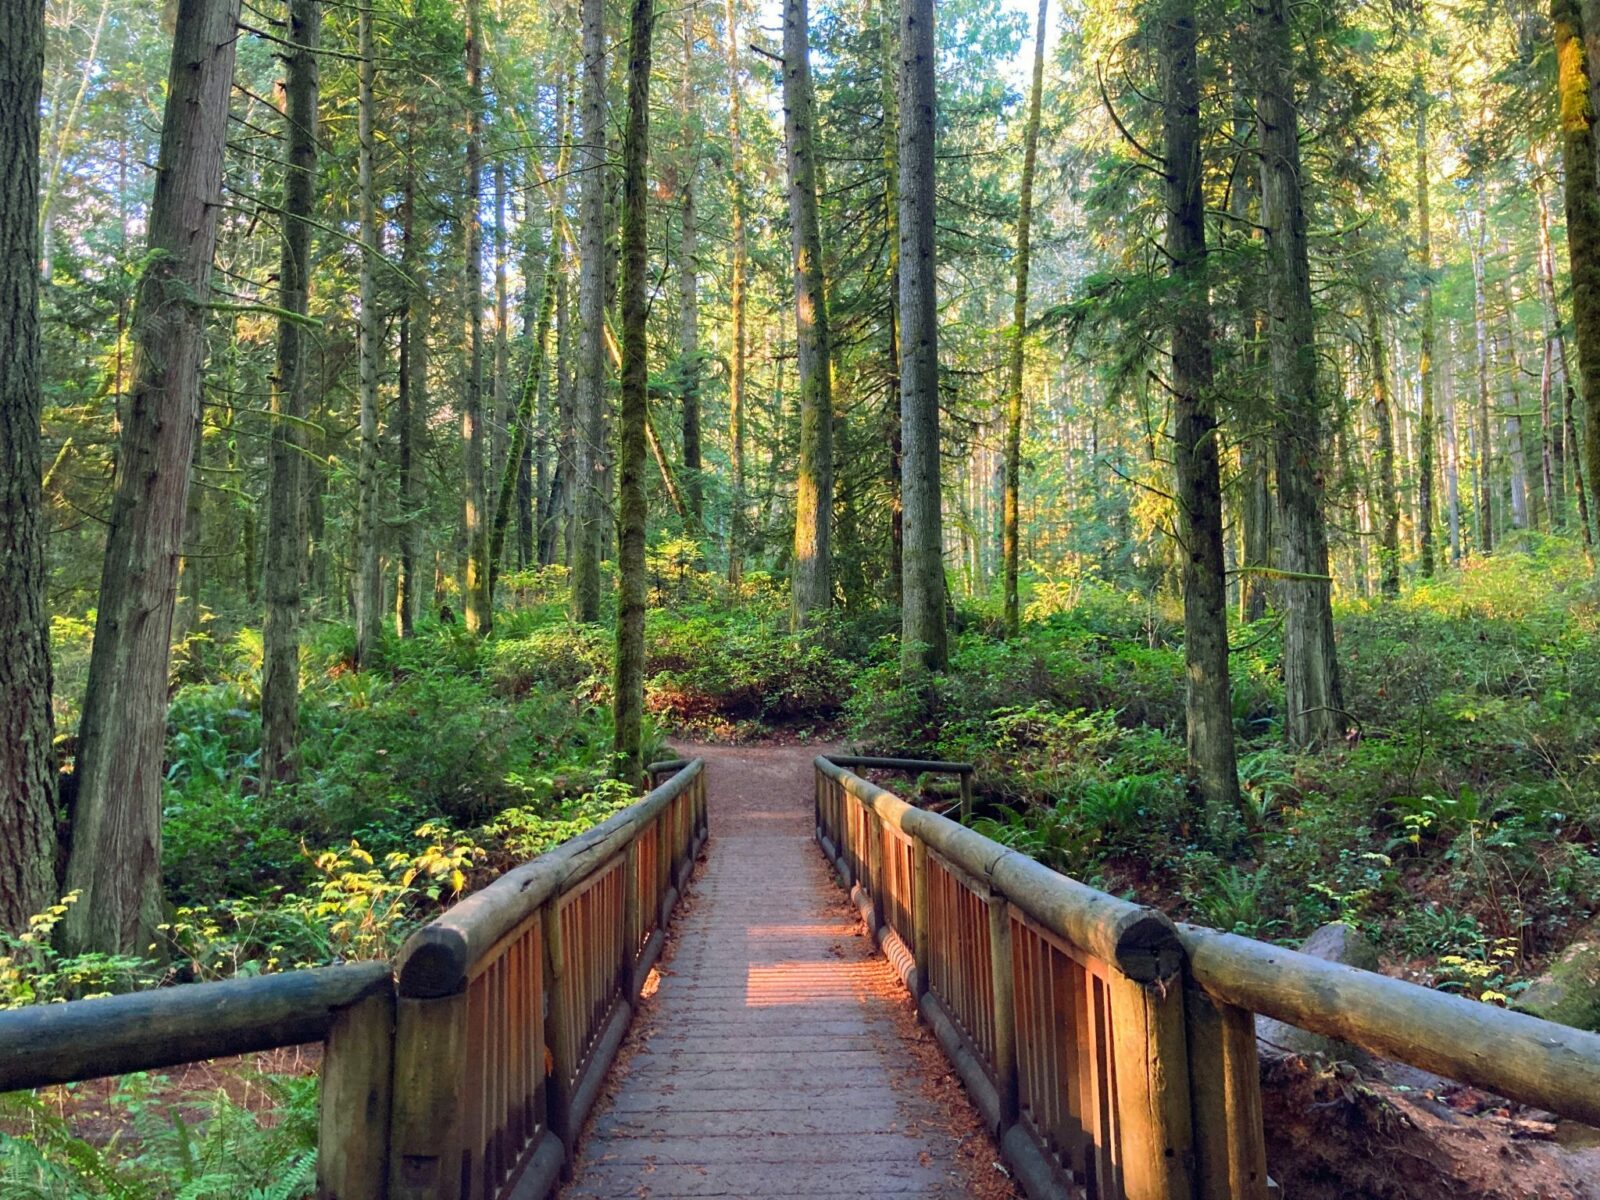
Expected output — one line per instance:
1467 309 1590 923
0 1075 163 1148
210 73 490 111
0 962 394 1199
814 754 1600 1200
0 758 708 1200
389 757 707 1200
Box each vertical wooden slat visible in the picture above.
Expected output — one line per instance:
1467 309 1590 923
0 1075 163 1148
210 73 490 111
911 836 930 999
1187 986 1269 1200
989 893 1018 1129
542 896 575 1162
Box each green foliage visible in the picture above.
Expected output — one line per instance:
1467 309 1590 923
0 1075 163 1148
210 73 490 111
0 1074 318 1199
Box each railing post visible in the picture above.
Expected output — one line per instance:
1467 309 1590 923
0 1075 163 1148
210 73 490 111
1108 965 1196 1200
542 895 577 1173
911 837 931 999
388 992 468 1200
987 893 1019 1131
1186 985 1269 1200
319 987 394 1200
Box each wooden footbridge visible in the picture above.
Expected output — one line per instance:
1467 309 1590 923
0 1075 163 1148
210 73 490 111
7 748 1600 1200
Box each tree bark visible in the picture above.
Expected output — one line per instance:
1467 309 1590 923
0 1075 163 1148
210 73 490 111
463 0 490 634
898 0 946 675
783 0 834 627
1162 0 1242 821
1555 0 1600 544
1367 297 1401 597
261 0 319 791
1253 0 1343 748
1002 0 1046 638
615 0 654 787
677 1 704 531
1469 192 1494 552
725 0 747 585
1538 180 1570 525
63 0 241 953
396 94 427 637
0 0 58 934
354 0 381 665
571 0 607 621
1414 55 1437 576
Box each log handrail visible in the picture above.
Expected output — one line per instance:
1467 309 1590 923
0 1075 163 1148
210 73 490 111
1180 923 1600 1128
0 759 710 1200
0 962 395 1200
388 757 708 1200
814 755 1192 1200
816 756 1600 1200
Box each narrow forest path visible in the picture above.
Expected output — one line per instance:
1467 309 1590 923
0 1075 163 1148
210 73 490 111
560 741 1018 1199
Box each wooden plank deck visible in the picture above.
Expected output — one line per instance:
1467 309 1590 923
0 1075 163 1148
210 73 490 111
561 744 1005 1199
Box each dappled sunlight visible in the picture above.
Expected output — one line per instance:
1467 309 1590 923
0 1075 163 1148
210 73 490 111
744 960 885 1007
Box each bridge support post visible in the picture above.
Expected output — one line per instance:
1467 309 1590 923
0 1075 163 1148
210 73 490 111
387 992 468 1200
1108 966 1195 1200
1185 985 1269 1199
624 843 642 1004
987 894 1019 1131
318 986 394 1200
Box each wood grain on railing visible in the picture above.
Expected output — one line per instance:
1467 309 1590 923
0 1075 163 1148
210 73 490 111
391 758 708 1200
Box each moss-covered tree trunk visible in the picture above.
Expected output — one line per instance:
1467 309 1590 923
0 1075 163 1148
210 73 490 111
782 0 833 628
354 0 382 665
1555 0 1600 547
0 0 58 934
614 0 654 787
1253 0 1343 748
898 0 946 676
1002 0 1046 639
1414 56 1437 577
1163 0 1242 821
725 0 747 585
1367 297 1401 597
261 0 318 791
64 0 241 953
571 0 608 621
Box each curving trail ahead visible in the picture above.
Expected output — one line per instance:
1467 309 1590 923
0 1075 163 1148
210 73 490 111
561 741 1017 1199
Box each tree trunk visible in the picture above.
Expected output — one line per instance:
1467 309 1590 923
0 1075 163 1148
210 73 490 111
1538 181 1570 525
1442 320 1463 563
64 0 241 953
1470 194 1494 552
396 111 427 637
1414 57 1437 576
354 0 381 665
881 0 903 607
1367 297 1401 597
1002 0 1046 638
614 0 654 787
1254 0 1343 748
726 0 747 585
571 0 608 621
463 0 490 634
898 0 946 675
1555 0 1600 543
261 0 319 791
0 0 58 934
677 1 704 531
1162 0 1241 821
783 0 834 627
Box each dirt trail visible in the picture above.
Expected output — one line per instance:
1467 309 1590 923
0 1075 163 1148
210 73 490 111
561 741 1018 1199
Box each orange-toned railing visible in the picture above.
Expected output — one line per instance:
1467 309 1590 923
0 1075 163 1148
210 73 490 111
816 754 1600 1200
389 758 707 1200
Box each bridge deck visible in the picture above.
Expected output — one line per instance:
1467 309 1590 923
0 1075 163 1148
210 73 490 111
562 744 1008 1199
